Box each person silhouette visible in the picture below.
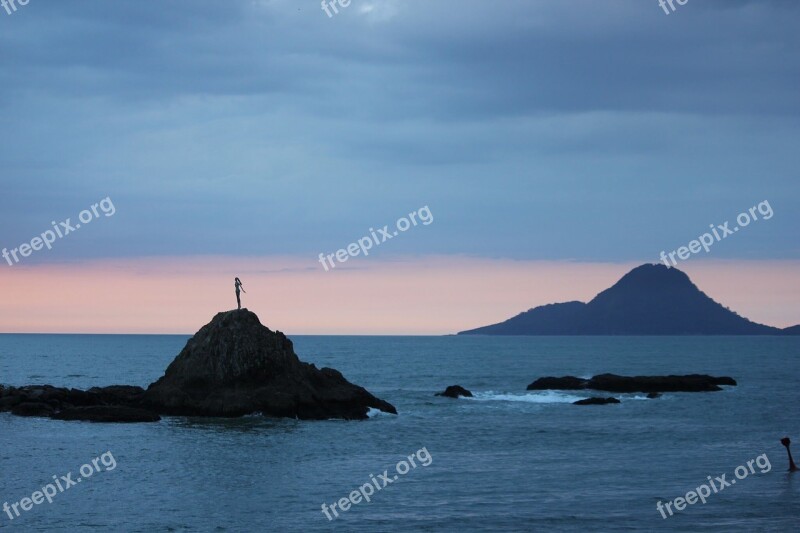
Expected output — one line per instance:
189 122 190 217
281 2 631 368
782 437 799 472
235 277 246 310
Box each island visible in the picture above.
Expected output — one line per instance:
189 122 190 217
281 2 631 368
458 264 800 335
0 309 396 422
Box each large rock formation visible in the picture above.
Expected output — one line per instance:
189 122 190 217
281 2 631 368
527 373 737 393
143 309 396 420
459 264 795 335
0 309 396 422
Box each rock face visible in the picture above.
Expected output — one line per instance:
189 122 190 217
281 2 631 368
143 309 396 420
1 310 395 423
573 397 620 405
0 384 157 422
435 385 473 398
11 402 55 417
527 374 737 393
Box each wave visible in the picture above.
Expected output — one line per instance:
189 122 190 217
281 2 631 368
465 390 586 404
464 391 654 404
367 407 389 418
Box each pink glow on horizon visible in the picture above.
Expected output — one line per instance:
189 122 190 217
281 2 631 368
0 256 798 334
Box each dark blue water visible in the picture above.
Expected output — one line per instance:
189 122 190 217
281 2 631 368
1 334 798 531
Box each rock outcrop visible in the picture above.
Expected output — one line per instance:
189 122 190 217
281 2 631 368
1 309 396 422
435 385 473 398
143 309 396 420
527 374 737 393
0 384 156 421
573 397 620 405
11 402 55 417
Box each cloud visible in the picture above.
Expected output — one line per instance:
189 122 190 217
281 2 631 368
358 0 401 21
0 0 798 263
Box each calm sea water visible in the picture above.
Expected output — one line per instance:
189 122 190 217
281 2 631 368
1 334 798 532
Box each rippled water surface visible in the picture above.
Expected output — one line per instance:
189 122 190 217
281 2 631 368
1 334 798 531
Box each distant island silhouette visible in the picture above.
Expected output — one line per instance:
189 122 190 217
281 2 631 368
458 264 800 335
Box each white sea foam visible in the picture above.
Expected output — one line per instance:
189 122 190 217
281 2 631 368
462 391 654 404
465 390 585 404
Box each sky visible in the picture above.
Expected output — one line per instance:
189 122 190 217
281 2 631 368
0 0 798 334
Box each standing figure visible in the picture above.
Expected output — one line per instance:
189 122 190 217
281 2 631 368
782 437 799 472
235 277 246 310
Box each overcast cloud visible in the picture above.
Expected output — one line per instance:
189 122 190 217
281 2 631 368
1 0 798 264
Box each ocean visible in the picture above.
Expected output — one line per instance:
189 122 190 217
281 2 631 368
1 334 798 532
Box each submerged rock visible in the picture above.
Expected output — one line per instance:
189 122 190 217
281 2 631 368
435 385 473 398
573 397 620 405
527 374 736 393
143 309 396 420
